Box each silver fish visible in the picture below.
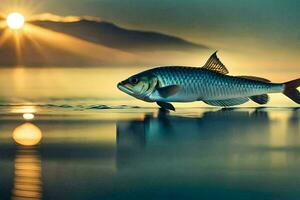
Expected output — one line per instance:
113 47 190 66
117 52 300 111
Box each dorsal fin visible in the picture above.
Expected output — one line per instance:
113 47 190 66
202 51 229 75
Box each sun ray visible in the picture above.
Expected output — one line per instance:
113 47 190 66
12 30 23 64
0 20 143 66
0 20 7 29
22 27 46 59
24 24 141 63
0 28 11 47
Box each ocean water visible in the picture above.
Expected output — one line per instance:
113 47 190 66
1 67 300 200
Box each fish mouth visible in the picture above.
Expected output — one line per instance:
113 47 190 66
117 82 134 95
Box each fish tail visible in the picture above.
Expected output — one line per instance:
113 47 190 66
283 78 300 104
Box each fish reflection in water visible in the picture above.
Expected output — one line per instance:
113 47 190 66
0 108 299 200
116 108 300 172
117 108 270 147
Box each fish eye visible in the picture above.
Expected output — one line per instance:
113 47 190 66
129 77 139 85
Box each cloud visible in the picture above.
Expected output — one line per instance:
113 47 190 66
28 13 101 22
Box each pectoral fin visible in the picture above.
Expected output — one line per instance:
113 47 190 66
203 97 249 107
157 101 175 111
157 85 181 98
250 94 269 104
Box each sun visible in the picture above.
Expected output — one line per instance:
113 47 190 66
6 12 25 30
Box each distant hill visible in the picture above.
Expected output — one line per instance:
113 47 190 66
31 19 208 52
0 18 209 66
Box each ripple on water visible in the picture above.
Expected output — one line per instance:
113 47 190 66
44 104 141 110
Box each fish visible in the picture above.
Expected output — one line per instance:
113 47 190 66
117 52 300 111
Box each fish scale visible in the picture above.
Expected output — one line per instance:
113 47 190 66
147 66 284 102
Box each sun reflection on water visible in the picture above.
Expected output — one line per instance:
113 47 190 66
12 148 42 200
23 113 35 120
12 121 43 200
13 123 42 146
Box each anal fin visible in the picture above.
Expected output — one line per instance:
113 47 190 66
203 97 249 107
250 94 269 104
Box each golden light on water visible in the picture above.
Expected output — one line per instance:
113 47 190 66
11 105 37 114
12 149 42 200
11 117 43 199
13 123 42 146
6 12 25 30
23 113 35 120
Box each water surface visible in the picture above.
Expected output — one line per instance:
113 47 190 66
0 105 300 200
1 67 300 199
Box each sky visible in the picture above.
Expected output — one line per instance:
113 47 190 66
1 0 299 41
0 0 300 71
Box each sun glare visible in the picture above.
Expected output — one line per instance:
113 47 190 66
6 12 25 30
